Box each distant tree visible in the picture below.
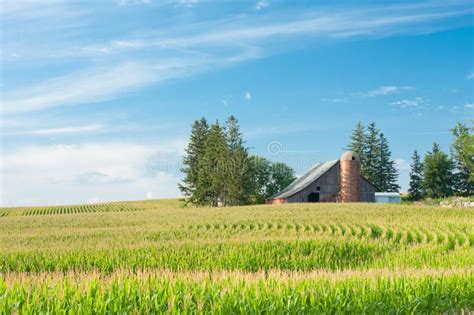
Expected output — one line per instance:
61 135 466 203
347 121 399 190
377 133 400 192
364 122 381 186
408 150 424 200
422 143 454 198
346 122 366 169
248 156 272 204
179 118 209 204
451 122 474 196
225 116 252 205
267 162 296 198
248 156 295 204
198 121 230 206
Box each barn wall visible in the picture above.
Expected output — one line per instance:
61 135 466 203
360 177 376 202
286 162 340 203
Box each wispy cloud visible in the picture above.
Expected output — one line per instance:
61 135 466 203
392 96 425 109
366 85 414 97
255 1 269 11
466 72 474 80
2 1 472 114
395 158 410 171
465 103 474 109
2 63 154 113
244 91 252 101
2 57 234 113
4 124 104 136
118 0 152 6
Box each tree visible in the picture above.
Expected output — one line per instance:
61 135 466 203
346 122 366 170
422 143 454 198
248 156 296 204
225 116 252 205
198 121 229 206
408 150 424 200
377 133 400 192
267 162 296 198
364 122 380 185
248 156 272 204
181 116 296 206
451 122 474 196
179 118 209 204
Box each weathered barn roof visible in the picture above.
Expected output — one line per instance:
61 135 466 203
271 160 339 199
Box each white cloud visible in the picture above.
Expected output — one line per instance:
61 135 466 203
466 72 474 80
244 91 252 101
118 0 152 6
176 0 199 8
255 1 269 10
392 96 425 109
4 124 104 136
366 85 413 97
2 58 226 113
464 103 474 109
395 159 410 171
2 63 155 113
0 141 185 206
1 1 471 114
321 97 347 103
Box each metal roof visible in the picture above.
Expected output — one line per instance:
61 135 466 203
375 192 400 197
271 160 339 199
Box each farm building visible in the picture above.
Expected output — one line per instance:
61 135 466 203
375 192 401 203
267 151 376 203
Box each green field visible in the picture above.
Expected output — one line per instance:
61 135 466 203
1 200 473 313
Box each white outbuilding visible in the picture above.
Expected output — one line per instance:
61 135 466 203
375 192 401 204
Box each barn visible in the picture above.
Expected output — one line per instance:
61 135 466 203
267 151 376 203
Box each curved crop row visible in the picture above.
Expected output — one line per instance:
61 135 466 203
0 204 143 217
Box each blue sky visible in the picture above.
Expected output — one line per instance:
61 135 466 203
1 0 473 206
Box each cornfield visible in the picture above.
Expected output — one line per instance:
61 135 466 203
1 199 473 313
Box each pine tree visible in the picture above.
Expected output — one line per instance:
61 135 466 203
408 150 424 200
364 122 380 186
422 143 454 198
451 122 473 196
179 118 209 204
346 122 366 170
225 116 252 205
377 133 400 192
198 121 230 206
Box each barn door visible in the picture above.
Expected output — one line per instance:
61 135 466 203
308 192 320 203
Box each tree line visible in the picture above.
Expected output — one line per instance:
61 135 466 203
346 122 400 192
179 116 296 206
408 122 473 200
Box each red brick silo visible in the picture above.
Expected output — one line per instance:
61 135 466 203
339 151 361 202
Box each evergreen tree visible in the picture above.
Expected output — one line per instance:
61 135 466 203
364 122 380 186
181 116 297 206
422 143 454 198
377 133 400 192
408 150 424 200
225 116 252 205
179 118 209 204
198 121 229 206
451 122 473 196
346 122 366 170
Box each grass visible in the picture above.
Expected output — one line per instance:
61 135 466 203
0 199 473 313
